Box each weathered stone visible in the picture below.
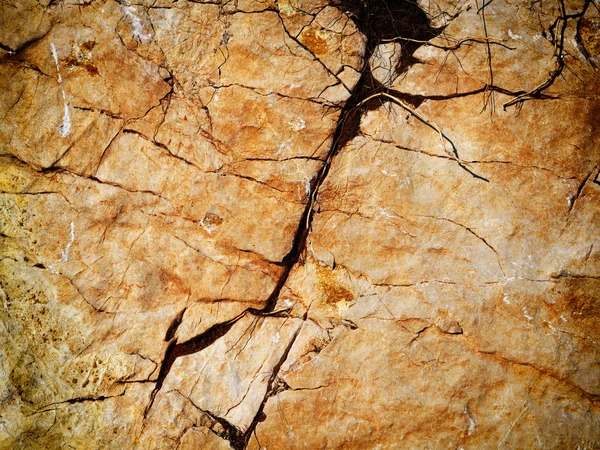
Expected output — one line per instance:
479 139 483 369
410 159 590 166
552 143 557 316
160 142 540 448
1 0 599 448
370 42 402 86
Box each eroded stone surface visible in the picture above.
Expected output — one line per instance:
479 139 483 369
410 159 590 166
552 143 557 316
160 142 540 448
1 0 599 448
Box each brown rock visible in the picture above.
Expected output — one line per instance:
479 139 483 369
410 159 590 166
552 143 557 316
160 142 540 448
1 0 599 448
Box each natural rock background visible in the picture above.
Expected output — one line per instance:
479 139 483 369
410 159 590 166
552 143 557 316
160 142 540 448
1 0 599 447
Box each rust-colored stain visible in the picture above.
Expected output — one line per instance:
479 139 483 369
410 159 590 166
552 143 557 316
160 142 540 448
64 40 100 76
555 278 600 318
203 212 223 227
315 262 355 306
300 27 329 56
426 246 450 255
580 17 600 57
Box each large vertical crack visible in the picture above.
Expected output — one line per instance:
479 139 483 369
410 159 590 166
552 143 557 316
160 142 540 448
142 1 447 448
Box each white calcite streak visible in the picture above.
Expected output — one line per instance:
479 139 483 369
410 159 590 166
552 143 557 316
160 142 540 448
59 221 75 263
58 90 71 138
121 6 153 43
50 43 71 137
49 43 62 83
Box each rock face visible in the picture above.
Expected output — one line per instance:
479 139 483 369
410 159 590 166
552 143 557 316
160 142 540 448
1 0 599 447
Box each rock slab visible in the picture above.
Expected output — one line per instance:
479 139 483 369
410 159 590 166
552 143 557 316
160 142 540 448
1 0 599 448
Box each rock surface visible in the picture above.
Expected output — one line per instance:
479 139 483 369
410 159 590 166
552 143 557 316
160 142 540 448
1 0 599 448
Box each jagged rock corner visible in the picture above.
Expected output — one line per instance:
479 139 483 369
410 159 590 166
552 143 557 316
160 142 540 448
1 0 599 447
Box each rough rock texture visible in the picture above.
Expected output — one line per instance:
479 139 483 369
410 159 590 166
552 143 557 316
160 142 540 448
1 0 599 448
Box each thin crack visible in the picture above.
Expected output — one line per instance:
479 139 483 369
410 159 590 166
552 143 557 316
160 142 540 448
232 324 303 449
567 166 597 216
29 392 126 416
419 215 505 275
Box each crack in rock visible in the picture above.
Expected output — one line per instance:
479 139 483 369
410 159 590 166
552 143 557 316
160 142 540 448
141 1 454 448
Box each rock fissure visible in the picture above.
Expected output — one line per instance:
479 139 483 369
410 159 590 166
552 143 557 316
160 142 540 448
141 1 444 445
30 392 127 416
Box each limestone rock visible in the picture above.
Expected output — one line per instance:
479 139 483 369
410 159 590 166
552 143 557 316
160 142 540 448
370 42 402 87
1 0 599 448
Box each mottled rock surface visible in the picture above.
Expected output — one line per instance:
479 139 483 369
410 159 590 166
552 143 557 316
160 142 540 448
1 0 599 448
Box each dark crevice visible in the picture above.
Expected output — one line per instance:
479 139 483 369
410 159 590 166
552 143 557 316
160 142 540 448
38 164 166 199
0 42 16 53
143 314 244 418
142 1 444 448
327 0 488 180
328 0 438 150
0 28 54 63
30 393 125 415
60 394 122 404
72 105 123 119
568 167 596 216
164 307 187 342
